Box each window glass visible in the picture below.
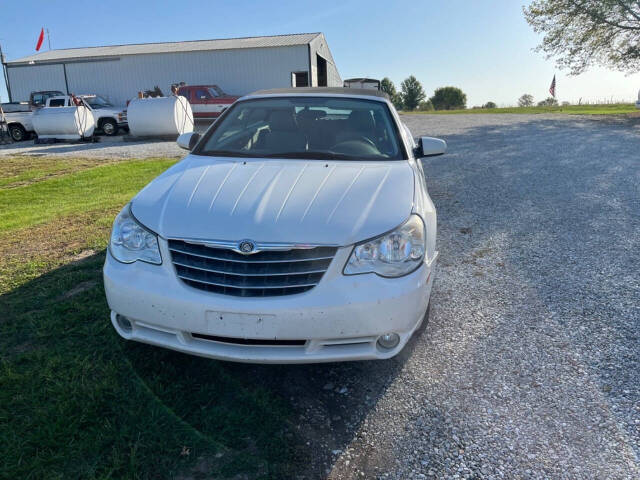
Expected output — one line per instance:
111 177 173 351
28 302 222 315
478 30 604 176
208 88 220 98
197 97 404 160
84 96 112 108
194 89 211 100
211 85 225 96
32 94 45 106
48 98 66 107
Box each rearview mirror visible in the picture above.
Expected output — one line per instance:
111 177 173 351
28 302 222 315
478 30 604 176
416 136 447 158
177 132 200 151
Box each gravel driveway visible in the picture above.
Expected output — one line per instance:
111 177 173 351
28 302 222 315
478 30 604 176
318 113 640 479
242 113 639 479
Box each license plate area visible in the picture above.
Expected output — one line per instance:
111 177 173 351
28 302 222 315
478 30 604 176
205 311 277 338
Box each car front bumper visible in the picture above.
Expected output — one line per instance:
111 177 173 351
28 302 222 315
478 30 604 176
103 240 436 363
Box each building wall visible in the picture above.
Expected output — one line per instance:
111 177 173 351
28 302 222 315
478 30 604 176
7 45 310 105
309 34 342 87
6 63 68 99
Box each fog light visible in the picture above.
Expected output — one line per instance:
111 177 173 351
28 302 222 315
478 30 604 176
377 332 400 350
116 314 133 333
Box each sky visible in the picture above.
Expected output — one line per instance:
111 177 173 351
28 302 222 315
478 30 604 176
1 0 639 107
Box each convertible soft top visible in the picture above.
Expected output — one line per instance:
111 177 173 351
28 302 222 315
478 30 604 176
248 87 390 99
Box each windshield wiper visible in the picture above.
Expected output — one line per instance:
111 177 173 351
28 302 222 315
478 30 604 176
264 151 355 160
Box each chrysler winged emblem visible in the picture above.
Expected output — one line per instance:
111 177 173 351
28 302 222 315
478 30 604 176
238 240 255 254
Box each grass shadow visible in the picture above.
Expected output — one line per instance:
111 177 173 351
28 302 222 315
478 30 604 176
1 248 420 479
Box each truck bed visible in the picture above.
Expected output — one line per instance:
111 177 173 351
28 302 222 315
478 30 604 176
2 102 31 113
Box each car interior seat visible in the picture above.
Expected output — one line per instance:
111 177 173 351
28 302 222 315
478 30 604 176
263 109 307 152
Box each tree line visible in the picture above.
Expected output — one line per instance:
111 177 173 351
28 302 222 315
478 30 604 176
380 76 562 110
381 77 467 111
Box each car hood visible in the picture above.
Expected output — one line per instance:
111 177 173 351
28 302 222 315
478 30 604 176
131 155 415 246
93 106 124 115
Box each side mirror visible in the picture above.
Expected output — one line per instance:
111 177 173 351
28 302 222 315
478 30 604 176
177 132 200 151
416 136 447 158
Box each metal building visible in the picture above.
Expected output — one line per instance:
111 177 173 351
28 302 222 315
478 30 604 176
2 33 341 105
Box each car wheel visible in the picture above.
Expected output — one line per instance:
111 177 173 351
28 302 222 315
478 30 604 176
101 118 118 136
9 124 27 142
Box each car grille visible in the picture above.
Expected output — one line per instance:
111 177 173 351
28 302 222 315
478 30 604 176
168 239 337 297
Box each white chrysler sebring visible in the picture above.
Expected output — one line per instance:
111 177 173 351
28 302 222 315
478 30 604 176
103 88 446 363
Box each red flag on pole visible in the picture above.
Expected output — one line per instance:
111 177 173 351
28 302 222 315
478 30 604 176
36 28 45 51
549 74 556 98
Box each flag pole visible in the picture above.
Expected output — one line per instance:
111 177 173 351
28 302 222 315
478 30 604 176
47 28 51 50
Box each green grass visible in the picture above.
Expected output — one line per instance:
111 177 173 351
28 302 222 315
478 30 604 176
0 156 298 479
403 103 638 115
0 158 176 232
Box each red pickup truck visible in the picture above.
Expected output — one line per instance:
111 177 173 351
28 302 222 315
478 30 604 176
177 85 238 119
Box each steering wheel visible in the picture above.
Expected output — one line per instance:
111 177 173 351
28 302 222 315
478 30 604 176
332 136 381 156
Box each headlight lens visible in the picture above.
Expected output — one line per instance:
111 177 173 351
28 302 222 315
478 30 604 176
344 214 425 277
109 204 161 265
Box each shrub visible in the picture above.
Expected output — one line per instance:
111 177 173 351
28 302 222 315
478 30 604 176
518 94 534 107
418 100 434 111
537 97 559 106
430 86 467 110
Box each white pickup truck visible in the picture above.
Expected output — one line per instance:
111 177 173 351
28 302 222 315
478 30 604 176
2 93 127 141
47 95 127 135
3 108 34 141
2 90 64 141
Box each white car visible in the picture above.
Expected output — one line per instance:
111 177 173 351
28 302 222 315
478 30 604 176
103 88 446 363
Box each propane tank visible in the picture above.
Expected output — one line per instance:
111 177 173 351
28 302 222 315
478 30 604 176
127 95 193 137
32 105 95 140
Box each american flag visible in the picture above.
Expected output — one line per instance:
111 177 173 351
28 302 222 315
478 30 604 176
549 75 556 98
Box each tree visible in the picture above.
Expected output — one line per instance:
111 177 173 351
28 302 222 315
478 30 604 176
418 100 434 111
483 101 497 109
381 77 404 110
430 86 467 110
518 94 535 107
537 97 559 106
380 77 396 97
400 76 426 111
391 94 404 110
524 0 640 74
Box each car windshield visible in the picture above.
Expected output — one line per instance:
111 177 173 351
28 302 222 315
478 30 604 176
197 97 404 160
208 88 221 98
84 96 112 108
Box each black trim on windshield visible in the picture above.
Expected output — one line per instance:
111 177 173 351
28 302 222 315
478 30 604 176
192 96 409 161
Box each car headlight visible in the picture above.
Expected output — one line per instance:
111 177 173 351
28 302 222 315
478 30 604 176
344 214 425 277
109 204 161 265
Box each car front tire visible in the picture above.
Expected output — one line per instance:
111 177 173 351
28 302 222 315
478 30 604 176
100 118 118 136
9 124 27 142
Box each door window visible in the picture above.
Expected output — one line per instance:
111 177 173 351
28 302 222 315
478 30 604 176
32 94 46 107
48 98 66 107
194 88 212 100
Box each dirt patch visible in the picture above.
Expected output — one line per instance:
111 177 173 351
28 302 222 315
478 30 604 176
0 209 114 294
